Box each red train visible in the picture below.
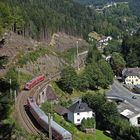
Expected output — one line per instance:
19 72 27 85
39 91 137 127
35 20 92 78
24 75 45 90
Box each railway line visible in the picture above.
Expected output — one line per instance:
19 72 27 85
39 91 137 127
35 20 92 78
16 81 48 137
15 55 85 138
15 73 60 138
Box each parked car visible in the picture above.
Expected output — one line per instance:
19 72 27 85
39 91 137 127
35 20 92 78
132 95 137 99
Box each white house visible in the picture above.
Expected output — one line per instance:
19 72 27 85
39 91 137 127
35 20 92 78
67 101 95 125
118 103 140 127
122 68 140 86
99 36 112 43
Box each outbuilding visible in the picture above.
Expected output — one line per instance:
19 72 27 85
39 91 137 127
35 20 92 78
118 102 140 127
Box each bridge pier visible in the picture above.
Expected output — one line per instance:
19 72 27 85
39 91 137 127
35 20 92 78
37 85 48 105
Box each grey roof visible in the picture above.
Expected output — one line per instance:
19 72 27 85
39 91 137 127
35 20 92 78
54 105 68 116
122 68 140 78
68 101 92 113
117 102 140 119
46 86 58 101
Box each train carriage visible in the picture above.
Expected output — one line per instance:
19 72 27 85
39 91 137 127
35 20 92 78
27 97 72 140
24 75 45 90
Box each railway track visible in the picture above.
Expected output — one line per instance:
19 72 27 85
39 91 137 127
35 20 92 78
15 73 60 138
15 56 85 138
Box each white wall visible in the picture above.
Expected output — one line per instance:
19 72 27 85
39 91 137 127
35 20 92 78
74 111 93 125
125 76 140 85
129 114 140 127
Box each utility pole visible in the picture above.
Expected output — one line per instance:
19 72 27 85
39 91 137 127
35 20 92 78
14 90 17 103
94 113 96 140
18 68 20 84
48 113 52 140
76 40 80 71
9 78 12 101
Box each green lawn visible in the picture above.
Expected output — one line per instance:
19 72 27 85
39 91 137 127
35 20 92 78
53 113 112 140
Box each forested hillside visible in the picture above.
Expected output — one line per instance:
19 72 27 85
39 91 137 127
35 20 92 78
129 0 140 20
0 0 139 41
121 29 140 67
74 0 140 21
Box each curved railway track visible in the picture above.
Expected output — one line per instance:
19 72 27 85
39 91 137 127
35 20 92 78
15 57 85 138
15 72 60 137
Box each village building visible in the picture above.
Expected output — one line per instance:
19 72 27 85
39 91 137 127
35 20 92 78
118 102 140 127
99 36 112 43
54 105 68 116
88 31 101 42
122 68 140 87
67 101 95 125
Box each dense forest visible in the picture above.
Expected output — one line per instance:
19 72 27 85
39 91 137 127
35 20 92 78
121 29 140 67
0 0 139 40
74 0 140 21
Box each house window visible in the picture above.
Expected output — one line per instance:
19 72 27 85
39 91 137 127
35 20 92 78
77 119 80 122
77 113 80 115
137 117 140 124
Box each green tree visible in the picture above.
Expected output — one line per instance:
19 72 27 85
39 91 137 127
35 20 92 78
58 66 78 93
82 93 119 129
100 101 119 130
98 59 114 85
111 52 126 76
84 61 107 89
0 56 8 69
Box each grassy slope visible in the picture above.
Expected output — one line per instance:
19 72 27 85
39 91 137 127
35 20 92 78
52 113 112 140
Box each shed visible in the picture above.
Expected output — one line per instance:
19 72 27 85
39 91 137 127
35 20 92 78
54 105 68 116
46 85 58 102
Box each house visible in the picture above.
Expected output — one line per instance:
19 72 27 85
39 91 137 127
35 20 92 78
67 101 95 125
122 68 140 86
118 102 140 127
99 36 112 43
88 31 101 42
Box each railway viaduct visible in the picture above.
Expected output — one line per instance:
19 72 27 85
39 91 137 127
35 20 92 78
36 84 52 105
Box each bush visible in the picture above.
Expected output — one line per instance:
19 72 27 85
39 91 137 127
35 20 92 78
81 118 95 131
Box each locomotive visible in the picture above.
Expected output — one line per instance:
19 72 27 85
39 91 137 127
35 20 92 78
24 75 45 90
27 97 72 140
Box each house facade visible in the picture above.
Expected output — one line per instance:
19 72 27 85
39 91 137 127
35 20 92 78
118 103 140 127
122 68 140 86
68 101 94 125
99 36 112 43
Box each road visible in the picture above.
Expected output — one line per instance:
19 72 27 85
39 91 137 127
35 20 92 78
106 80 140 110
